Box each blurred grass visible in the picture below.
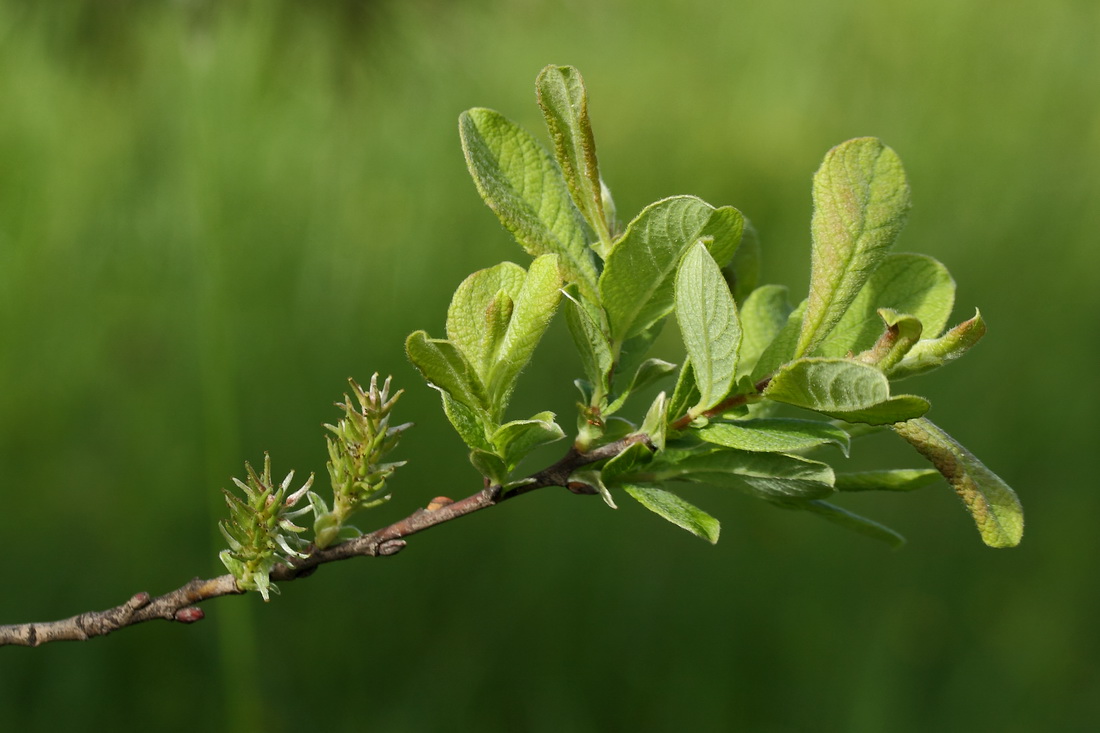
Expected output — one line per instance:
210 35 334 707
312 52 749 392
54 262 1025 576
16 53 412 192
1 0 1098 731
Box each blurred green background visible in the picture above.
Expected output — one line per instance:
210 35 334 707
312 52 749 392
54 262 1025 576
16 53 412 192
1 0 1097 730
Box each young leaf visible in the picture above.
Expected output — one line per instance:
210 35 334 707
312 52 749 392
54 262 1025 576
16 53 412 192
487 254 564 416
623 484 721 544
441 393 493 452
676 242 742 415
892 417 1024 548
854 309 923 371
764 358 891 412
613 320 666 397
601 441 655 485
491 412 565 471
606 358 677 414
469 449 509 486
446 262 526 382
724 219 761 304
796 138 911 357
535 65 612 252
751 299 806 382
405 331 487 414
599 196 743 347
834 469 940 492
563 285 614 398
667 358 700 424
889 310 986 380
738 285 792 379
459 108 599 300
816 253 954 358
640 391 669 451
696 418 851 456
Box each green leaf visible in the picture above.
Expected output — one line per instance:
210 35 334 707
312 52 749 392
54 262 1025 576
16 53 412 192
764 358 890 412
446 262 526 383
441 393 493 451
599 196 743 347
676 242 742 415
613 320 665 398
853 309 923 371
787 500 906 548
893 417 1024 548
640 392 669 451
738 285 792 379
822 395 930 425
459 108 598 300
469 449 509 486
834 469 940 492
486 254 564 416
889 310 986 380
601 441 655 485
696 418 851 456
535 65 612 252
563 285 614 398
796 138 912 357
607 357 677 414
624 484 721 544
491 412 565 470
405 330 487 413
667 358 700 424
724 218 761 304
751 299 806 381
647 447 835 501
816 253 954 358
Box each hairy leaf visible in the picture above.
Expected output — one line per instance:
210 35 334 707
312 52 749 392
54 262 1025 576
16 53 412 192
563 285 614 398
459 108 598 299
624 484 721 544
535 65 612 251
405 331 487 414
889 310 986 380
854 309 923 371
446 262 526 382
599 196 743 346
487 254 564 416
893 417 1023 548
738 285 793 379
647 447 835 500
797 138 911 357
764 358 890 412
751 299 806 381
816 253 954 358
492 412 565 470
676 242 741 414
725 219 761 304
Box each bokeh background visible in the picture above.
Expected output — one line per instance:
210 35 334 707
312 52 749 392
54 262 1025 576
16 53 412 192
1 0 1097 730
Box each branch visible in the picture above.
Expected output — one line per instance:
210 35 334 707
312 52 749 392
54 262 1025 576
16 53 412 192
0 435 645 648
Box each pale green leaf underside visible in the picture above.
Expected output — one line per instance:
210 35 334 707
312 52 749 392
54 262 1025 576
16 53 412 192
739 284 792 379
487 254 563 415
764 358 890 412
459 108 598 300
696 418 851 456
751 299 806 381
893 417 1023 548
405 331 486 414
492 412 565 470
797 137 911 357
446 262 526 382
676 242 741 414
822 395 930 425
563 287 613 394
816 253 954 358
624 484 721 544
599 195 743 346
